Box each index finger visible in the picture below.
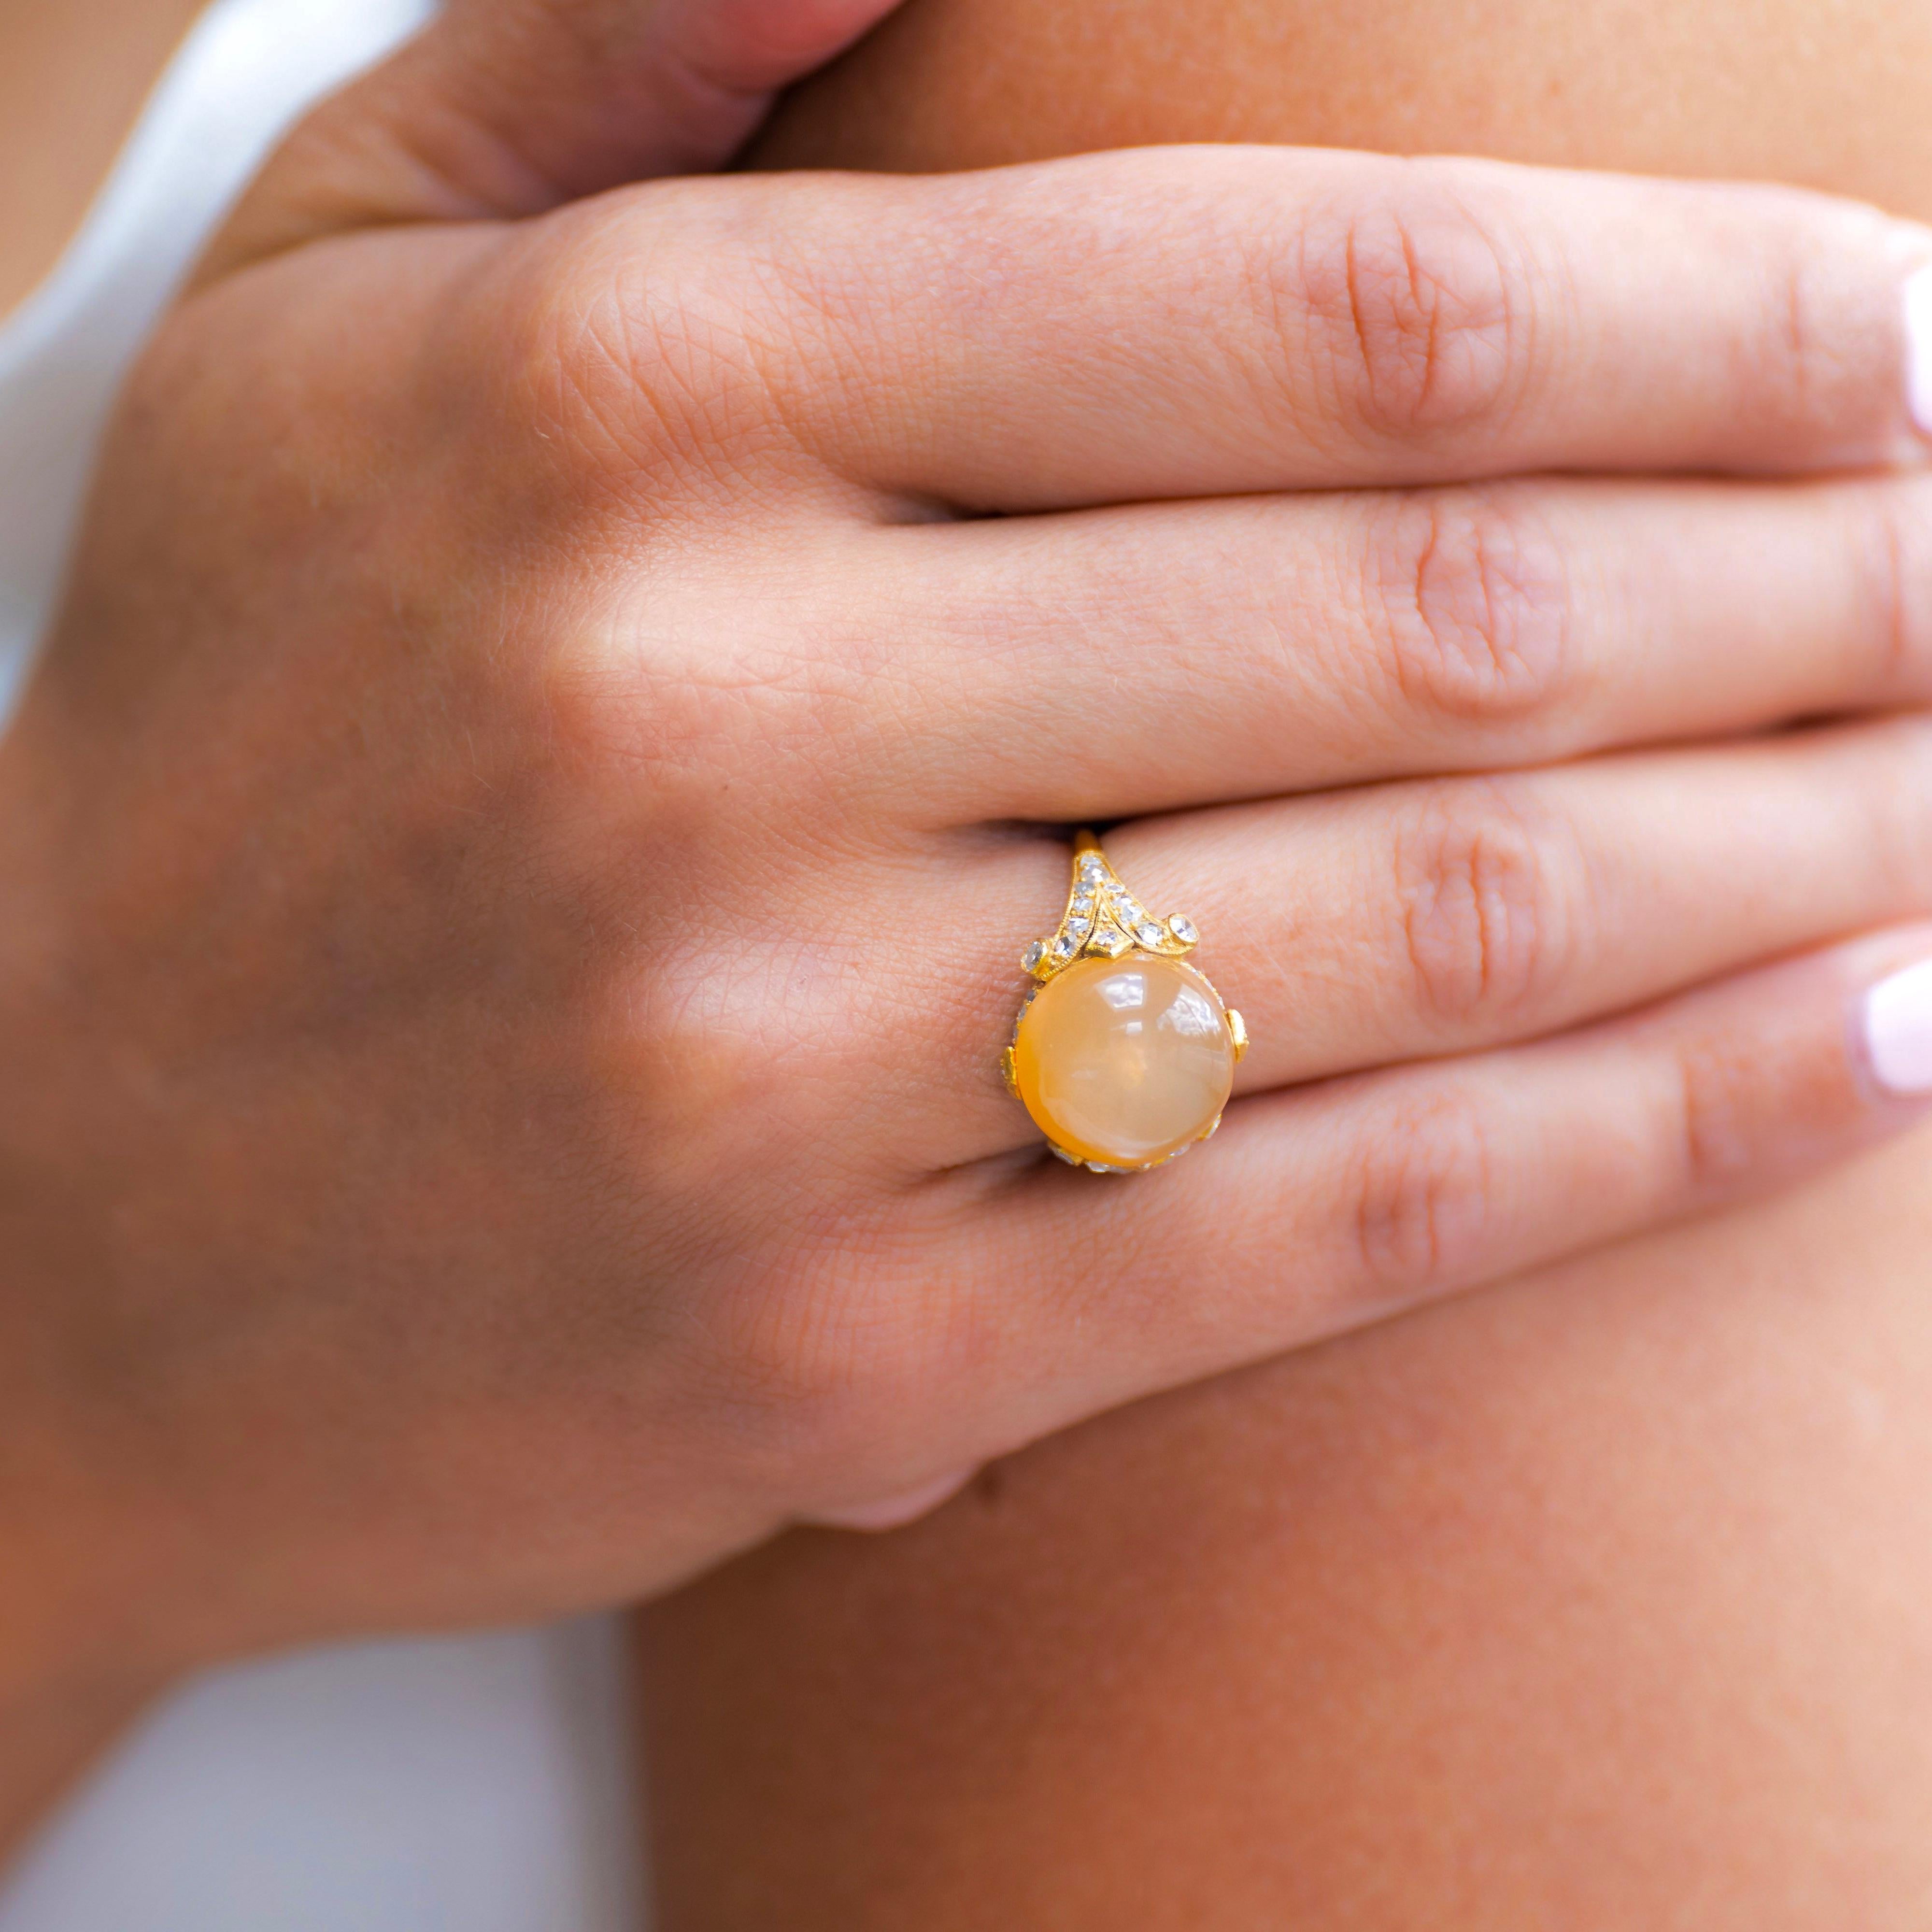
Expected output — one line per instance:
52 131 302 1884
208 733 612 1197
643 146 1932 510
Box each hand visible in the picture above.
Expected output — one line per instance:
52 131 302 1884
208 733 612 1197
0 0 923 1843
4 14 1932 1705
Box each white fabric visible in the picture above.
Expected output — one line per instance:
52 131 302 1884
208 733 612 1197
0 1623 644 1932
0 3 647 1925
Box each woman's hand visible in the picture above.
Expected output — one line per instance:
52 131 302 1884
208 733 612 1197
4 1 1932 1707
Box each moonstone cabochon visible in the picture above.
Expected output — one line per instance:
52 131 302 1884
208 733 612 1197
1013 956 1236 1170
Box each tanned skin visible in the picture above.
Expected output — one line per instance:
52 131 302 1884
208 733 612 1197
0 0 224 1840
8 3 1932 1919
634 5 1932 1926
0 0 208 316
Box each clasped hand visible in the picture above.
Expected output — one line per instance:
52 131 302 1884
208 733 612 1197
3 0 1931 1695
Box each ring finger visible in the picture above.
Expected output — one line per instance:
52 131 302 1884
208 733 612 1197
876 714 1932 1168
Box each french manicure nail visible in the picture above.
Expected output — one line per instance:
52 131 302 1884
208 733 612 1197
1908 263 1932 440
1864 958 1932 1095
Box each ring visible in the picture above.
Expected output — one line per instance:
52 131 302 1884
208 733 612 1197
1001 832 1249 1173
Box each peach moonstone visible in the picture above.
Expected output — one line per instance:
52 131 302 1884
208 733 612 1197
1013 956 1236 1170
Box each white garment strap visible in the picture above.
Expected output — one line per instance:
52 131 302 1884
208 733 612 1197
0 0 434 720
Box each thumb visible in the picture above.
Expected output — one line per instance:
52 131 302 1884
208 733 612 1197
201 0 904 280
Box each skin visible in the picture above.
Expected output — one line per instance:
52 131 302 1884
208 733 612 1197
746 0 1932 209
3 0 1932 1903
0 0 207 316
0 0 233 1842
631 5 1932 1929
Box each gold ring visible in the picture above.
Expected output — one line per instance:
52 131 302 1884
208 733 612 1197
1001 831 1248 1173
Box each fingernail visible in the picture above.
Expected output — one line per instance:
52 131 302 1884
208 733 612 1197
1863 957 1932 1095
1908 264 1932 440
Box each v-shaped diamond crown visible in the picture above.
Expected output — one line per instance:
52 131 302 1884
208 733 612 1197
1020 834 1200 983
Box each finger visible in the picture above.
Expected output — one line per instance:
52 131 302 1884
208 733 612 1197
873 717 1932 1170
200 0 908 282
851 470 1932 822
660 147 1932 510
855 925 1932 1492
1114 718 1932 1096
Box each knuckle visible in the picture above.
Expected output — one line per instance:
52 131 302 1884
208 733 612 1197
1852 478 1932 695
1672 1035 1754 1195
1393 780 1585 1029
537 534 895 811
711 1251 872 1449
1715 190 1905 452
1297 170 1529 444
632 940 850 1149
489 186 823 490
1856 715 1932 895
541 592 842 798
1760 237 1836 443
1669 1027 1792 1198
1751 216 1864 448
1667 952 1879 1203
1349 1088 1498 1295
1362 486 1575 726
704 1230 963 1481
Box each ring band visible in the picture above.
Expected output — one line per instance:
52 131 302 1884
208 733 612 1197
1001 832 1248 1173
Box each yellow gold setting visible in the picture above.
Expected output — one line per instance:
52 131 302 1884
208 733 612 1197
1019 831 1202 981
1007 832 1248 1173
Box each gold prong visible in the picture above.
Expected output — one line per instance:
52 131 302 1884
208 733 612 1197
1000 1045 1019 1094
1226 1009 1249 1061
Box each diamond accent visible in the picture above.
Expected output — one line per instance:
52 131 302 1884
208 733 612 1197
1022 837 1209 983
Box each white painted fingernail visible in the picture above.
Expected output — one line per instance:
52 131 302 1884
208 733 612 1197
1864 958 1932 1094
1908 264 1932 440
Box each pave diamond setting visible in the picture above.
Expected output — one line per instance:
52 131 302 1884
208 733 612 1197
1021 838 1203 984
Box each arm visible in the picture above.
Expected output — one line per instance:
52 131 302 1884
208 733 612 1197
641 1140 1932 1928
23 0 1923 1873
636 6 1932 1925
